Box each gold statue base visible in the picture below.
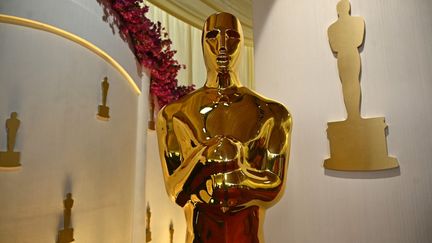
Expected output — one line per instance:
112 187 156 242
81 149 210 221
0 151 21 168
145 229 152 243
97 105 110 121
324 117 399 171
58 228 74 243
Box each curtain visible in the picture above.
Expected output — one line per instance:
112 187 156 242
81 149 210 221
146 2 255 89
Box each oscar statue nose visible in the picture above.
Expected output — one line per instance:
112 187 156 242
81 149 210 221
219 47 227 54
219 32 227 53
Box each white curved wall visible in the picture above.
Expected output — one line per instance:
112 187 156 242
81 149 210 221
145 131 186 243
0 0 141 88
0 1 149 243
253 0 432 243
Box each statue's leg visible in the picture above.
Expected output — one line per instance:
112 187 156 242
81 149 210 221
64 209 72 228
7 132 16 152
337 54 361 120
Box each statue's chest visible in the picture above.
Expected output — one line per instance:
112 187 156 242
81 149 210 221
195 95 264 142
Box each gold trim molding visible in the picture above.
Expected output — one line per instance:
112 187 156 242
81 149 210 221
0 14 141 95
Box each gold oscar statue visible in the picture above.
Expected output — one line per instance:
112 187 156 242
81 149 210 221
324 0 398 171
0 112 21 169
169 221 174 243
146 203 152 242
58 193 74 243
97 76 110 120
156 12 292 243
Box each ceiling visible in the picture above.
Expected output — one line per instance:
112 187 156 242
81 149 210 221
146 0 254 46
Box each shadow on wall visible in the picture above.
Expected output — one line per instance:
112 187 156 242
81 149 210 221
325 167 401 179
252 0 277 46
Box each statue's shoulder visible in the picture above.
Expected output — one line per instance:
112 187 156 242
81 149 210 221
240 87 291 120
328 19 340 33
266 100 291 122
353 16 365 22
158 87 207 120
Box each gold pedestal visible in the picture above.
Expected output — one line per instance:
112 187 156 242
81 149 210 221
0 151 21 168
146 229 152 242
97 105 110 121
58 228 74 243
324 117 398 171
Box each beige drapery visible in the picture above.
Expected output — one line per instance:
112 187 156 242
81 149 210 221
146 2 255 89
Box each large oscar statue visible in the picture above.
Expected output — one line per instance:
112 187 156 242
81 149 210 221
156 13 292 243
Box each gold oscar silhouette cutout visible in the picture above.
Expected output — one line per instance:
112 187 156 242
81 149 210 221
97 77 110 121
58 193 74 243
324 0 398 171
157 12 292 242
169 221 174 243
145 203 152 242
0 112 21 169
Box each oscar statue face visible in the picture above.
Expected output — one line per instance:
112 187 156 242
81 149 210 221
202 12 243 73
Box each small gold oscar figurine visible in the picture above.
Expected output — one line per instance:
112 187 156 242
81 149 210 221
97 77 110 121
148 94 156 130
157 12 292 243
169 221 174 243
58 193 74 243
0 112 21 169
145 203 152 242
324 0 398 171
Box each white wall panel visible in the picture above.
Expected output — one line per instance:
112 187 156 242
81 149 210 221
0 0 141 88
253 0 432 243
0 23 138 242
0 1 150 242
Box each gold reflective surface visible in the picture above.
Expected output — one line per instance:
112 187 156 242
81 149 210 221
156 12 292 243
324 0 398 171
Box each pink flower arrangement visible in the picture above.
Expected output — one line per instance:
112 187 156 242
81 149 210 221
99 0 194 107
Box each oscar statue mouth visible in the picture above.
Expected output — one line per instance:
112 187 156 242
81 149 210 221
216 54 230 67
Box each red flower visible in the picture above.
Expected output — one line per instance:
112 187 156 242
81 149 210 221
100 0 195 108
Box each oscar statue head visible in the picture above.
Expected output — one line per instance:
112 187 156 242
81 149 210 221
202 12 244 73
337 0 351 17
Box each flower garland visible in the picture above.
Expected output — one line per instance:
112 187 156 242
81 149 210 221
99 0 194 108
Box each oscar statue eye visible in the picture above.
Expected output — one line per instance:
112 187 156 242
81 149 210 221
226 30 240 39
206 30 219 39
